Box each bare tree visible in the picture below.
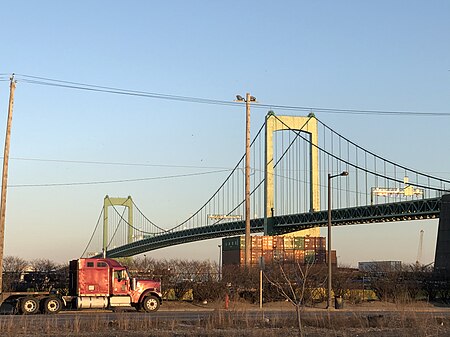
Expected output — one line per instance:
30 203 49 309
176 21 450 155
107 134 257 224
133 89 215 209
31 259 59 273
264 262 326 337
2 256 28 291
222 265 260 302
3 256 28 272
123 257 221 301
333 266 358 302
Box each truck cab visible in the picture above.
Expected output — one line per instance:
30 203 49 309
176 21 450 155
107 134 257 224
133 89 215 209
69 258 162 312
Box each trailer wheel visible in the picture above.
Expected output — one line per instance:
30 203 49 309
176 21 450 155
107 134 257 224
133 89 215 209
43 297 63 314
20 297 39 315
142 295 160 312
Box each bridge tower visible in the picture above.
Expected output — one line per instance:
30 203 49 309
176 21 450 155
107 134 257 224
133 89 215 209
103 195 134 256
264 111 320 236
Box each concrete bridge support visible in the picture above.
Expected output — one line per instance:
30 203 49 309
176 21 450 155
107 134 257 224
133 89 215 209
434 194 450 272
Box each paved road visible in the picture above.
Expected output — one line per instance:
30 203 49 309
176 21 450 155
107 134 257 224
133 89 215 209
2 306 450 323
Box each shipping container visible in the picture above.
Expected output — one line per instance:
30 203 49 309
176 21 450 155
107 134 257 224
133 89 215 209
284 236 294 249
273 236 284 250
284 250 294 262
251 236 263 250
294 237 305 249
251 249 263 259
222 250 241 265
315 251 326 264
325 250 337 265
262 236 273 250
273 249 284 262
294 250 305 264
304 237 315 250
222 236 244 251
316 237 326 249
304 250 316 264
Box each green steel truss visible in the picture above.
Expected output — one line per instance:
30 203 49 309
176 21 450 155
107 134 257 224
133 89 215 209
104 197 441 258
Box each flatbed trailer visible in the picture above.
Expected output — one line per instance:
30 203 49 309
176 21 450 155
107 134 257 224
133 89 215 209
0 291 60 314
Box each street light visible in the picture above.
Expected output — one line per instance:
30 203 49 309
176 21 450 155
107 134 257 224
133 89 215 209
327 170 348 309
235 93 257 267
218 244 222 280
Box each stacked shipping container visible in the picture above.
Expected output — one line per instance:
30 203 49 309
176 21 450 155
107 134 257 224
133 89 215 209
222 235 337 266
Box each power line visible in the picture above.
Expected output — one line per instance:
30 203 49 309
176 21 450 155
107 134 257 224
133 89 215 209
10 73 450 117
15 74 238 108
8 169 231 188
3 156 231 170
257 103 450 116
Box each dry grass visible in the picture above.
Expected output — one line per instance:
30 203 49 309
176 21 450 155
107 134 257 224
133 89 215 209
1 302 450 337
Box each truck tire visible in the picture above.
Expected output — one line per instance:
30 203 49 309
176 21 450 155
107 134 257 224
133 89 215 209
20 297 40 315
43 297 63 314
142 295 160 312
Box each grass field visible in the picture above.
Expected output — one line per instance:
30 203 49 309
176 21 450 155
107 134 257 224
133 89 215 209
1 300 450 336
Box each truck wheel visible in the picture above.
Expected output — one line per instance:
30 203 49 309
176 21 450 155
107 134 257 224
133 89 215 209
43 297 63 314
142 296 160 312
20 297 39 315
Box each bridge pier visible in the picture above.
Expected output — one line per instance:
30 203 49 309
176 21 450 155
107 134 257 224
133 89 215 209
434 194 450 272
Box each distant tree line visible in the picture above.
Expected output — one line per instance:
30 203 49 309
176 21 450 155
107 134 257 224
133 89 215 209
3 255 450 306
2 256 68 292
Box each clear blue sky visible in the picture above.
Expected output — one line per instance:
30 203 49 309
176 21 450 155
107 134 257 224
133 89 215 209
1 1 449 266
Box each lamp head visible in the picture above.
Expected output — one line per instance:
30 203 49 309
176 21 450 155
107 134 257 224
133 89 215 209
340 171 349 176
236 95 244 101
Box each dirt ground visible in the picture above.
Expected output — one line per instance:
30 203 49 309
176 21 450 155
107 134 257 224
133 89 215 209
161 297 449 311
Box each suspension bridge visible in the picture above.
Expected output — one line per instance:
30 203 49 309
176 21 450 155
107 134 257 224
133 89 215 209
82 112 449 268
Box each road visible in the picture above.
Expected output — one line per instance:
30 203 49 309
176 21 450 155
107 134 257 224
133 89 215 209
2 305 450 322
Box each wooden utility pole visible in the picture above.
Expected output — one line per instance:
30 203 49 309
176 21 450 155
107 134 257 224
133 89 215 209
0 75 16 292
235 92 255 267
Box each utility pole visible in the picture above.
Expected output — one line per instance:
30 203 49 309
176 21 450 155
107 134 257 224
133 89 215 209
0 75 16 292
235 93 256 267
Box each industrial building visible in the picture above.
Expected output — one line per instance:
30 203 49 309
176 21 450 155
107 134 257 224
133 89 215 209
358 261 402 272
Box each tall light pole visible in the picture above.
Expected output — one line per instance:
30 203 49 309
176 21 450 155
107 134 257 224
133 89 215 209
218 244 222 280
235 93 256 267
327 170 348 309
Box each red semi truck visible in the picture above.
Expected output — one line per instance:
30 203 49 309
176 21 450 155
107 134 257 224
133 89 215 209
0 258 162 314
